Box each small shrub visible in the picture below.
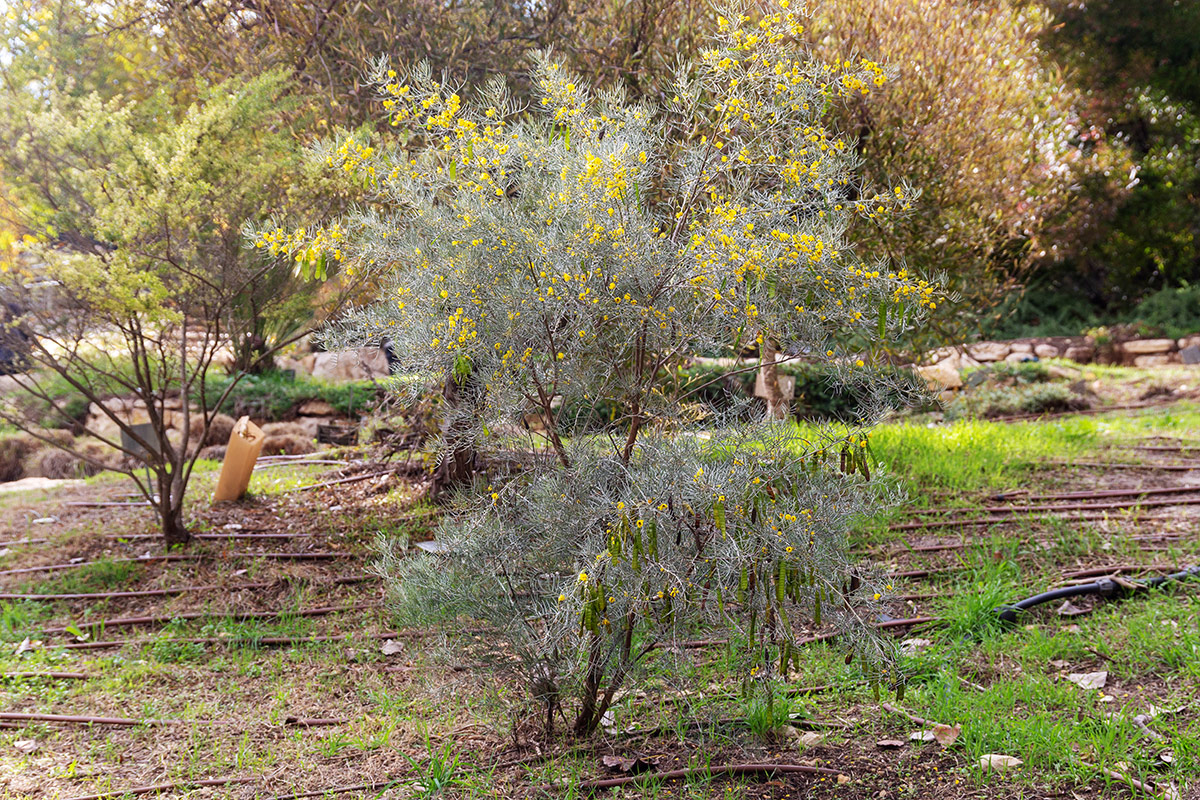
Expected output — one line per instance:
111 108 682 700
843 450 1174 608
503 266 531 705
0 433 38 481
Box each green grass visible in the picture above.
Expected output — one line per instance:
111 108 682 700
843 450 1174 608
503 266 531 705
19 558 145 596
196 370 380 421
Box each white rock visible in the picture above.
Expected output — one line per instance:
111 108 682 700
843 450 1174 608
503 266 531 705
917 362 963 390
1120 338 1175 355
1005 352 1034 363
1133 354 1171 367
1010 342 1033 354
1035 343 1060 358
980 754 1023 772
967 342 1010 362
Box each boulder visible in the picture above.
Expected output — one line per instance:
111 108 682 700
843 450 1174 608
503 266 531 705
1181 345 1200 365
308 347 390 381
917 362 963 390
967 342 1010 362
1133 354 1171 367
298 399 338 417
1120 338 1175 355
1010 342 1033 354
1005 352 1036 363
1178 335 1200 350
1034 343 1060 359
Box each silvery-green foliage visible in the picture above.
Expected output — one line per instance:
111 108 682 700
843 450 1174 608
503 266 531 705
275 1 938 733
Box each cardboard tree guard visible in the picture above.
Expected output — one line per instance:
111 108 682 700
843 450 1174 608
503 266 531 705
212 416 264 503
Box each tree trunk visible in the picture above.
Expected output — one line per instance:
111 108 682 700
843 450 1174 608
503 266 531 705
761 340 789 421
429 370 482 503
157 471 190 546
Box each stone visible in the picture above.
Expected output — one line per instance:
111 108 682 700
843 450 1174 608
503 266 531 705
1181 345 1200 365
1005 352 1036 363
1063 345 1095 363
917 362 962 390
1178 336 1200 350
967 341 1010 362
297 399 338 416
1035 343 1060 359
1120 338 1175 355
308 347 390 381
1010 342 1033 354
1134 354 1171 367
754 370 796 401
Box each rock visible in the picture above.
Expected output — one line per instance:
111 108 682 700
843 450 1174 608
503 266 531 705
1010 342 1033 354
1178 335 1200 350
274 356 312 376
0 476 84 494
1035 343 1060 359
917 362 963 390
1120 338 1175 355
1134 354 1171 367
1181 345 1200 365
754 370 796 400
967 342 1010 362
291 417 326 438
298 399 338 417
1005 352 1036 363
308 348 390 381
1063 345 1095 363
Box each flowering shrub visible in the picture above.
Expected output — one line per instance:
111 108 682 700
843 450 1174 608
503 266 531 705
267 0 937 736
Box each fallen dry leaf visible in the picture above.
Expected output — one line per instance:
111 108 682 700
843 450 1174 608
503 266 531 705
836 774 850 785
979 754 1023 772
600 754 657 774
910 730 935 743
798 731 823 747
932 723 961 747
876 739 906 748
1065 671 1108 690
1057 600 1089 616
12 739 37 754
380 639 404 656
899 638 931 656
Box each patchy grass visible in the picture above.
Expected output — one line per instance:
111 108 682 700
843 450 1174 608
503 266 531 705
0 394 1198 799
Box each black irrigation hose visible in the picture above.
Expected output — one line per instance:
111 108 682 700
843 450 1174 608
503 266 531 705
996 565 1200 624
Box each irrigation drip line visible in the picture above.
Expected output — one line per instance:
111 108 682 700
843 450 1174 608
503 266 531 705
103 532 318 541
282 471 393 493
1040 461 1200 472
576 762 845 791
60 778 254 800
40 601 381 635
0 711 179 726
890 511 1172 532
997 565 1200 624
59 630 402 651
1 671 88 679
0 574 374 601
908 486 1200 516
1061 564 1180 580
0 551 353 577
263 779 404 800
0 554 202 576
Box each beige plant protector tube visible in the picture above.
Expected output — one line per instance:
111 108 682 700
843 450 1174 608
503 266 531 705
212 416 264 502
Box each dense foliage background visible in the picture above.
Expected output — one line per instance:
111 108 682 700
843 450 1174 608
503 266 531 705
2 0 1197 344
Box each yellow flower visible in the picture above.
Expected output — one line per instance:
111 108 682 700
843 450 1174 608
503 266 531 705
578 571 589 583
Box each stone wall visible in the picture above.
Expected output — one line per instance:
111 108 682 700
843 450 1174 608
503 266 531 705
924 334 1200 371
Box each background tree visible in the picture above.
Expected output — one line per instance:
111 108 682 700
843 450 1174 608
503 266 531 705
275 3 937 734
0 3 343 543
801 0 1128 347
1032 0 1200 315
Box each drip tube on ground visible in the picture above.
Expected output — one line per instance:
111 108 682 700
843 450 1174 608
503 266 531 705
996 565 1200 624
